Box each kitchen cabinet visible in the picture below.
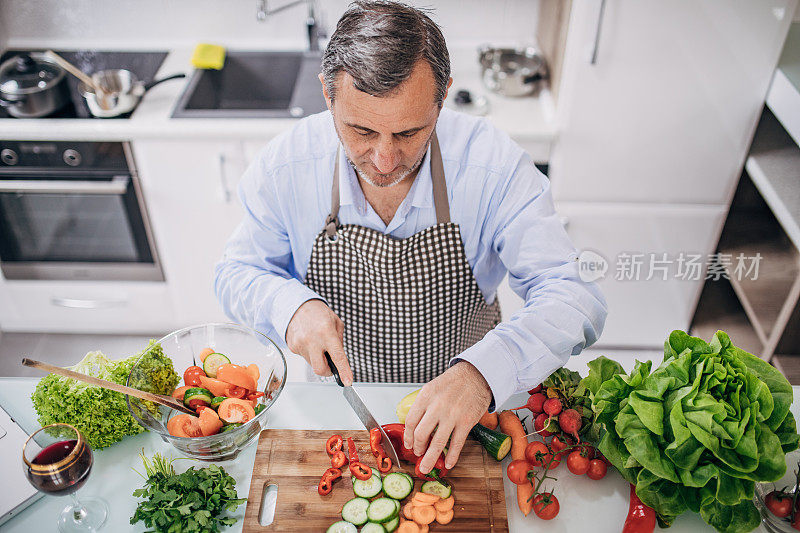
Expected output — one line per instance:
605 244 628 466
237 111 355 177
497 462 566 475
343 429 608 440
132 139 248 326
549 0 798 205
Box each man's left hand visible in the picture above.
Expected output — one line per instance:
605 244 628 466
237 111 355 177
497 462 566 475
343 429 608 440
403 361 492 473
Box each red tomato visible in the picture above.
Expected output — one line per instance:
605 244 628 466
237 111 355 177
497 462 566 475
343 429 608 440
587 459 608 480
225 385 247 399
550 435 571 459
524 441 552 468
171 385 192 401
578 443 596 460
217 398 256 424
567 450 590 475
183 365 206 387
533 493 560 520
506 459 534 485
166 414 202 438
186 398 209 409
216 363 257 391
765 490 793 518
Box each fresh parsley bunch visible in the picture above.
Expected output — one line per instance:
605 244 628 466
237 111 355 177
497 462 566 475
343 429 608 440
131 452 247 533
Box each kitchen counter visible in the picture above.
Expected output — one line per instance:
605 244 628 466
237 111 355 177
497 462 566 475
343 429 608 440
0 378 791 532
0 45 557 146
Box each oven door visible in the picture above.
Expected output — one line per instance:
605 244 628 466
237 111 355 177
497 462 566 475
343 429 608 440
0 173 164 281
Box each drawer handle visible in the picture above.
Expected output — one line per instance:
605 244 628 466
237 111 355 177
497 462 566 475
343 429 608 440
51 297 127 309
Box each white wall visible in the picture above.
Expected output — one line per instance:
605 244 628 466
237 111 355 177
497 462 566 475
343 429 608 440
0 0 539 50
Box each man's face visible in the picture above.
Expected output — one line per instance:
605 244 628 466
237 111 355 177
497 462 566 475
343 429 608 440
320 61 451 188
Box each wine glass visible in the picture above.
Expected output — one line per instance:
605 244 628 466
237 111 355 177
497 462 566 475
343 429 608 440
22 423 108 532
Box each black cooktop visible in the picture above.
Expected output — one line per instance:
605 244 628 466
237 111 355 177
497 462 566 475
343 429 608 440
0 49 168 119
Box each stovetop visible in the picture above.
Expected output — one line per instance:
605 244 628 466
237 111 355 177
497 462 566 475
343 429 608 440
0 49 168 119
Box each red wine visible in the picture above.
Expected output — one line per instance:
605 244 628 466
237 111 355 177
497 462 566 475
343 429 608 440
26 439 93 495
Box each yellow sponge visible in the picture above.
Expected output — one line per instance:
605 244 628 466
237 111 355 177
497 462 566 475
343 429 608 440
191 43 226 70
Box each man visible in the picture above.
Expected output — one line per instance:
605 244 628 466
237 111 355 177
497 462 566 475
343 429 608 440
215 1 607 474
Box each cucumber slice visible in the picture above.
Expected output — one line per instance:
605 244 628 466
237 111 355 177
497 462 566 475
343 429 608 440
182 387 213 408
383 516 399 532
210 396 227 409
353 474 382 498
371 467 381 479
367 498 398 524
399 472 414 488
360 523 385 533
254 404 266 416
421 480 452 499
203 352 230 378
341 497 370 526
327 521 357 533
382 472 412 500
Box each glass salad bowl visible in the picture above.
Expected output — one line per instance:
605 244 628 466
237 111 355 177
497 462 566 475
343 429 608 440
754 448 800 533
126 323 287 461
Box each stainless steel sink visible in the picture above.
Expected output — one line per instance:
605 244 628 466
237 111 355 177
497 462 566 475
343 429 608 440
171 51 327 118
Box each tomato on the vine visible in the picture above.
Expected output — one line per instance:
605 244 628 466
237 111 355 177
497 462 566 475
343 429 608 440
183 365 205 387
765 490 792 518
506 459 533 485
524 441 553 468
587 459 608 480
567 450 590 475
533 493 560 520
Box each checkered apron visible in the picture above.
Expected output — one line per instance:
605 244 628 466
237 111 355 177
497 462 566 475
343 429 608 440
305 133 501 383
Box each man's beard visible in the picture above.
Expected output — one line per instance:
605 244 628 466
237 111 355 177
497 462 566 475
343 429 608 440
350 156 423 188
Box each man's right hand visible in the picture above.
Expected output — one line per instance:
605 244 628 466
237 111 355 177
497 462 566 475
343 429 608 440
285 299 353 386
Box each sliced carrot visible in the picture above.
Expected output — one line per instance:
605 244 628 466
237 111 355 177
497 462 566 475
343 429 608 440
403 502 416 520
246 363 260 381
397 521 419 533
198 347 214 363
171 385 192 401
198 407 223 436
412 492 440 505
479 411 499 430
435 509 454 525
413 505 436 525
434 495 454 512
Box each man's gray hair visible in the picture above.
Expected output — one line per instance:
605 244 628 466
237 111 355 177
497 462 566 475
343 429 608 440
322 1 451 105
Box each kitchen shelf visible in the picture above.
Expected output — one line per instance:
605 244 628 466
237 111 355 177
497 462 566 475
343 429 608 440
766 22 800 146
690 276 763 357
745 108 800 251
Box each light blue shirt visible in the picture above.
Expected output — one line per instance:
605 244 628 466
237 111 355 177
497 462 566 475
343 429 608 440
214 107 607 409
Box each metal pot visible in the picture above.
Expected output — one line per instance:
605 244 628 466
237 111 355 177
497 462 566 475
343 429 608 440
0 53 70 118
478 46 549 97
79 69 185 118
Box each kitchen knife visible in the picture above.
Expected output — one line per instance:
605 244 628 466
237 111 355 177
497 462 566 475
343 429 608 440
324 352 401 467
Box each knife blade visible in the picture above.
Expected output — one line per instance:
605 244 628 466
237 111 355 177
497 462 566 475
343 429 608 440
325 352 401 467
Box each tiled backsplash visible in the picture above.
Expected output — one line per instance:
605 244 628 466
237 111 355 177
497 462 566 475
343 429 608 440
0 0 539 50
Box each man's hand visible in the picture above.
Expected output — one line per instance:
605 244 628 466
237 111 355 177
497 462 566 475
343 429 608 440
285 299 353 386
403 361 492 473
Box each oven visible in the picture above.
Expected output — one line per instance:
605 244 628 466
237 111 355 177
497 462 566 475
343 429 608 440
0 140 163 281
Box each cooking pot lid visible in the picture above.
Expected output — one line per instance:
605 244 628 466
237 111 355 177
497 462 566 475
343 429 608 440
0 53 65 95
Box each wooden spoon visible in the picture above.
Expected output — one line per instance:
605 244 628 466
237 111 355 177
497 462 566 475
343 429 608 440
44 50 114 109
22 358 196 416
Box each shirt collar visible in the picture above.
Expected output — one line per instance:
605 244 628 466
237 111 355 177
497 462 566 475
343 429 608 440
336 142 434 213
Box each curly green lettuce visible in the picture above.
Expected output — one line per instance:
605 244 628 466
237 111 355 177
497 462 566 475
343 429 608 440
31 341 179 449
584 330 799 533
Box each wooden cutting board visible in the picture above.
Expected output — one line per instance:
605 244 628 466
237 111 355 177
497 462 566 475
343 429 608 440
242 429 508 532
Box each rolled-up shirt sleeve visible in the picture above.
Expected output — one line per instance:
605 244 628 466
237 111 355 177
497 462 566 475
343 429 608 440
214 157 323 348
451 156 608 410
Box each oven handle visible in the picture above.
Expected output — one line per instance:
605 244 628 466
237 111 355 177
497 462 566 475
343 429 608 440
0 175 129 195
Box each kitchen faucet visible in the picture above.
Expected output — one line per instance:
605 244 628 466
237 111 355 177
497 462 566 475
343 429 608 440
255 0 326 52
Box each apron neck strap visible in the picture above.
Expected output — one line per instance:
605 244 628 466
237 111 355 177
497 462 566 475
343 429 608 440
327 129 450 237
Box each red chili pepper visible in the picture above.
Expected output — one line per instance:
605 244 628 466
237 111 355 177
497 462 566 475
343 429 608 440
347 437 360 464
318 468 341 496
246 391 265 400
376 453 392 473
350 462 372 480
326 435 343 456
381 423 418 463
369 428 383 457
622 484 656 533
330 450 347 469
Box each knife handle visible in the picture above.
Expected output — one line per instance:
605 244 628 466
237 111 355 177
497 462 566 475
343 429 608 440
323 351 344 387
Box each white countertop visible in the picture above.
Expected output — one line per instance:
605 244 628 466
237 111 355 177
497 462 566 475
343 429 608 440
0 45 557 144
0 378 785 532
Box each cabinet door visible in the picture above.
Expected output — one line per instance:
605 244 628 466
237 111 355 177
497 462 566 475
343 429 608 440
550 0 798 205
133 140 247 325
496 202 726 347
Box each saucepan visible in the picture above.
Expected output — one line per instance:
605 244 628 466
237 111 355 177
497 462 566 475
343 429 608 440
79 70 185 118
478 46 549 97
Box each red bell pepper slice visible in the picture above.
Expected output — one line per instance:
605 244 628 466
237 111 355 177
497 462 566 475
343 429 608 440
369 427 382 457
318 467 341 495
376 453 392 473
350 461 372 481
326 434 343 456
330 450 347 469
